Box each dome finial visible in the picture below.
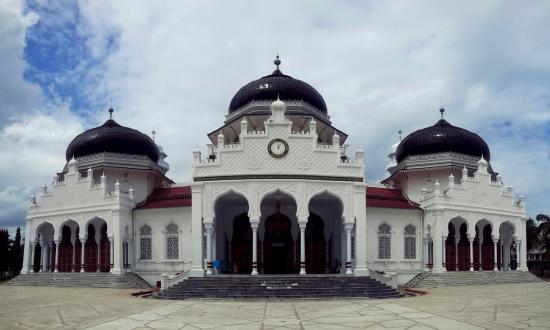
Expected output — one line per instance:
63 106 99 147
398 128 403 141
108 107 114 119
274 53 281 69
152 129 156 142
439 96 445 118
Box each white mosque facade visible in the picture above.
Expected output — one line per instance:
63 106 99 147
20 58 528 287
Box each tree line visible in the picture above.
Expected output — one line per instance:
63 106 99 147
0 227 23 279
526 214 550 258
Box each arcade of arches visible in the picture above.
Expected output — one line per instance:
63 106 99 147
29 218 114 273
424 218 519 272
212 191 347 275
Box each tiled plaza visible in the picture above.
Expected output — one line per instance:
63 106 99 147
0 282 548 329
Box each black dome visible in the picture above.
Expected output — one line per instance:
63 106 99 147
66 118 159 162
395 118 490 163
228 67 327 114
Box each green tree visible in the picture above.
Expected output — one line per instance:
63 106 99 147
0 229 9 272
536 214 550 259
526 218 540 251
10 227 23 274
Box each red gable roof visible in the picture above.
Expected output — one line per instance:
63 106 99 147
136 186 192 209
366 187 420 209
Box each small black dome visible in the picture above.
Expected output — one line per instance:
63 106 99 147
228 67 327 114
396 118 490 163
66 118 159 162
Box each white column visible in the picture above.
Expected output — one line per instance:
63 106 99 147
469 236 474 271
455 236 459 271
353 184 368 275
442 235 447 272
21 222 32 274
190 183 204 277
29 242 36 273
205 224 213 275
39 240 46 272
250 220 259 275
493 237 498 271
518 239 527 271
344 223 354 275
109 237 114 272
299 218 307 275
54 239 60 272
80 235 86 272
72 240 77 272
96 238 101 272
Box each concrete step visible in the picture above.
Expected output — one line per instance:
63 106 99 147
155 276 404 299
414 271 542 288
5 273 151 289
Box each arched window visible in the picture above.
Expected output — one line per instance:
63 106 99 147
378 223 391 259
404 225 416 259
166 224 179 260
140 225 152 260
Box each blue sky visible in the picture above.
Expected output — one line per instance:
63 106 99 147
1 0 550 235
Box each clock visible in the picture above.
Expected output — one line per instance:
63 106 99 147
268 138 289 158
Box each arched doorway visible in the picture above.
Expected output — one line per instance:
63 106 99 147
99 223 110 272
213 191 250 274
84 224 98 272
58 225 73 272
305 213 326 273
34 222 54 272
307 192 342 274
263 203 294 274
480 223 494 270
499 222 516 271
457 223 470 271
445 223 456 271
231 213 252 274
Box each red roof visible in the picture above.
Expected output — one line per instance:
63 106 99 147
136 186 192 209
366 187 420 209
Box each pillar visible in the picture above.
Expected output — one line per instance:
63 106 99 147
190 183 204 277
109 237 114 271
54 239 60 272
353 184 368 275
205 224 213 275
518 239 528 271
469 236 474 271
493 237 498 271
250 220 259 275
431 214 444 273
298 218 307 275
80 235 86 272
96 238 101 272
344 223 354 275
21 223 32 274
29 241 36 273
455 236 459 271
39 240 46 272
72 240 77 272
479 235 483 271
442 235 447 272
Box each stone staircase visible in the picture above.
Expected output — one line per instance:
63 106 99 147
410 271 542 288
5 272 152 289
154 275 404 299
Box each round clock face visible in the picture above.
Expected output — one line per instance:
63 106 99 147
268 138 289 158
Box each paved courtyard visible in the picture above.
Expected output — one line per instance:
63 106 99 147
0 282 548 329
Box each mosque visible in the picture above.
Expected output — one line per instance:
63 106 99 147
20 56 528 288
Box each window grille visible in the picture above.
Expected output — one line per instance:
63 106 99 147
404 225 416 259
166 224 179 260
378 223 391 259
140 225 152 260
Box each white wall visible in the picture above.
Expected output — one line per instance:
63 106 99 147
134 207 192 285
366 207 423 272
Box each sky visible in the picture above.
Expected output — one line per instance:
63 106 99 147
1 0 549 236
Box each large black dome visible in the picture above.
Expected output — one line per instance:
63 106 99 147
228 57 327 114
66 117 159 162
396 117 490 163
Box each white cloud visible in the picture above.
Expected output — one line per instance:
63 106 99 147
1 0 549 234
